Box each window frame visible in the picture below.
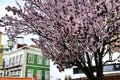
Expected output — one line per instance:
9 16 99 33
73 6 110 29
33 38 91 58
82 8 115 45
37 55 42 64
45 71 50 80
12 57 15 66
37 70 42 80
27 69 33 78
18 70 21 77
9 58 12 66
16 55 19 64
19 54 23 64
45 58 50 65
28 53 34 63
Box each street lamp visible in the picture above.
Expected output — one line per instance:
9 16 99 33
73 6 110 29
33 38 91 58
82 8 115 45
7 39 15 50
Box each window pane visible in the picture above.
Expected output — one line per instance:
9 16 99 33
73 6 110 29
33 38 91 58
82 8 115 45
12 57 15 65
28 53 34 63
16 55 18 64
45 71 50 80
37 70 42 80
18 70 21 77
19 54 23 64
37 55 42 64
27 69 33 78
9 58 11 66
45 58 50 65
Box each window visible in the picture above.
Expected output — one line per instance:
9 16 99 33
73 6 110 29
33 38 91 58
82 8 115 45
103 64 120 72
9 58 12 66
45 58 50 65
37 70 42 80
73 63 120 74
11 71 13 76
27 69 33 78
45 71 50 80
12 57 15 65
37 55 42 64
73 68 83 74
28 53 34 63
18 70 21 77
19 54 23 64
16 55 18 64
14 70 17 77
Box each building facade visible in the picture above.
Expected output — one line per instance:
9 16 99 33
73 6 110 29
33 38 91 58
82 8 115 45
50 52 120 80
3 46 50 80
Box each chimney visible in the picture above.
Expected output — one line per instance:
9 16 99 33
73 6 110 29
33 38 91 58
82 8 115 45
16 37 25 48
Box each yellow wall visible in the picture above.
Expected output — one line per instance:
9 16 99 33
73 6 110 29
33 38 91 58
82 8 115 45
0 32 2 45
0 32 3 68
0 45 3 68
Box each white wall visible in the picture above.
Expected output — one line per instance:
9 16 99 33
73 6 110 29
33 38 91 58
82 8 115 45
103 52 120 64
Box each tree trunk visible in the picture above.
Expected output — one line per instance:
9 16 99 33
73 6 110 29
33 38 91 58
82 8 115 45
96 54 103 80
76 54 103 80
78 62 103 80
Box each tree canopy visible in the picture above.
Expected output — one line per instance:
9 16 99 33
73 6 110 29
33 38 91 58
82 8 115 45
0 0 120 80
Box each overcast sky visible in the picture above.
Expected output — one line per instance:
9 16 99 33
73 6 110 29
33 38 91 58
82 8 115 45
0 0 21 18
0 0 38 46
0 0 20 33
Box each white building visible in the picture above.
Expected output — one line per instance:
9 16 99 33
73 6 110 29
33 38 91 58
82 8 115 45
2 46 50 80
50 52 120 80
